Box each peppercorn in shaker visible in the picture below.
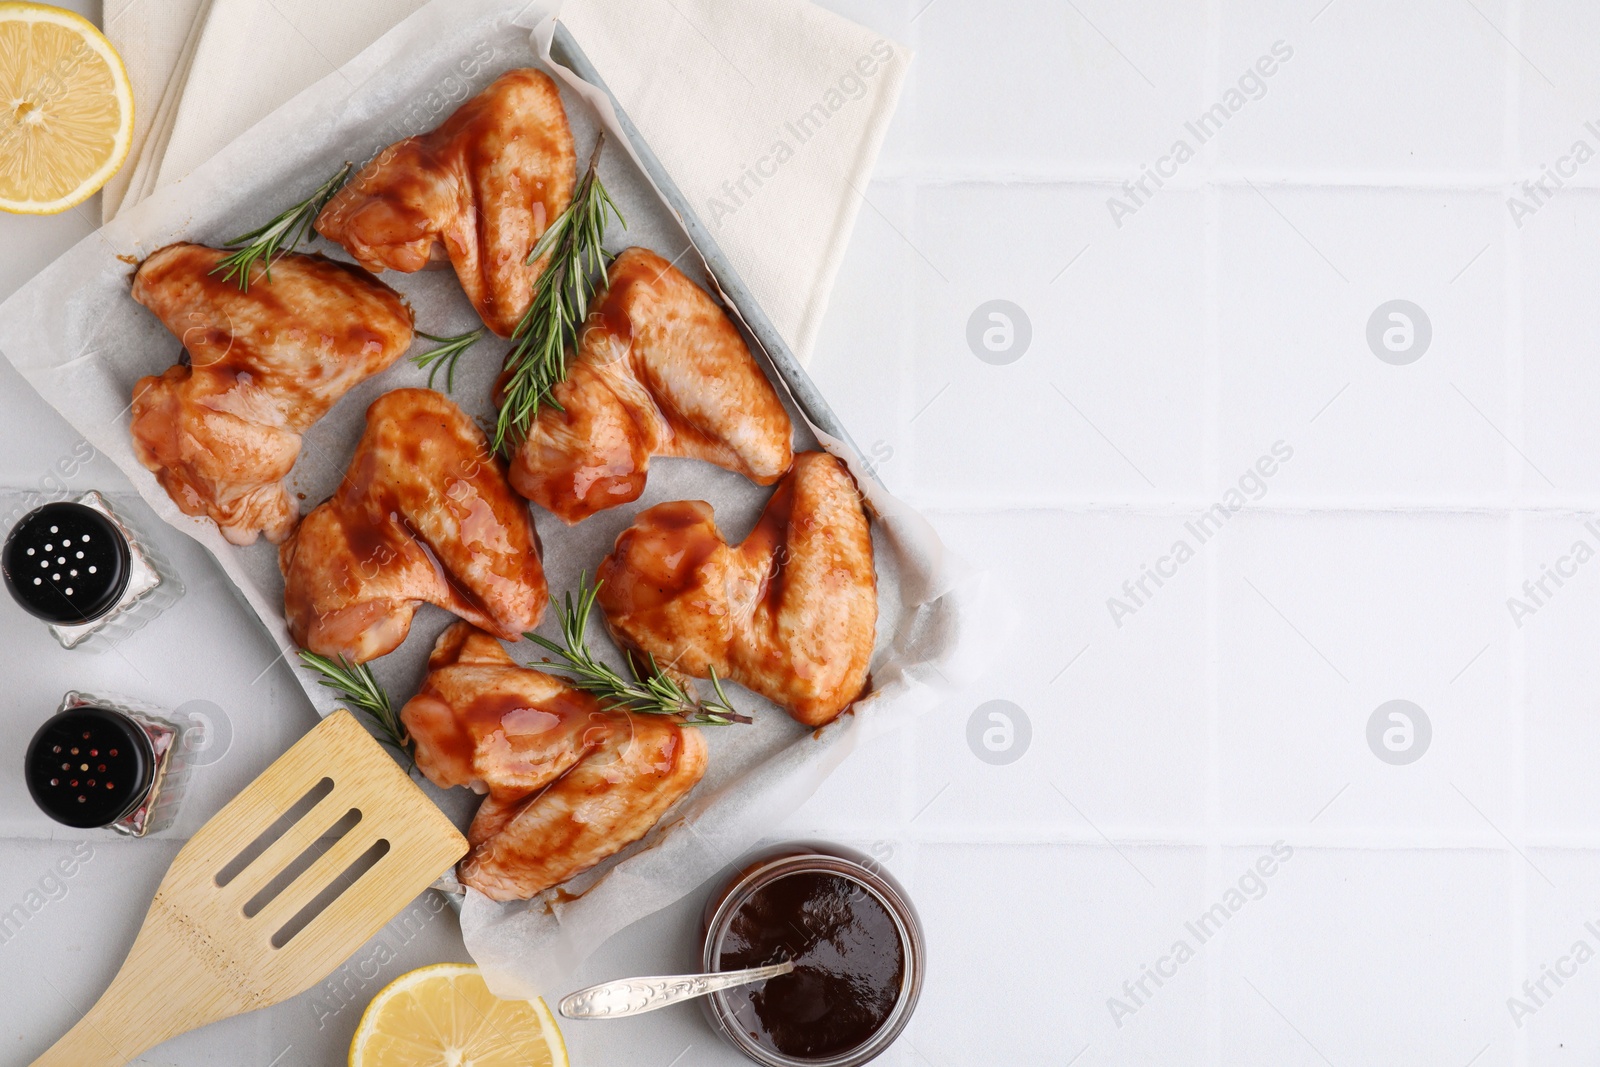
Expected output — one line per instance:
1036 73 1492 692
24 692 184 837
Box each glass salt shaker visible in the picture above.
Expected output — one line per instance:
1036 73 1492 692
1 491 179 647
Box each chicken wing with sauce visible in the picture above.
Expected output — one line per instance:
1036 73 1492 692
280 389 547 663
401 622 708 902
129 243 413 545
508 246 794 523
314 68 576 337
597 451 875 726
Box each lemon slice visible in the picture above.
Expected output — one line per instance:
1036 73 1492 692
349 962 569 1067
0 1 134 214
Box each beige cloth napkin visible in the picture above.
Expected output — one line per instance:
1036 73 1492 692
102 0 908 362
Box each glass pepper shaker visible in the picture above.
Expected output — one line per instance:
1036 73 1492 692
1 491 179 648
24 692 184 837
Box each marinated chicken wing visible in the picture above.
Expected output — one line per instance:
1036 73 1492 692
509 247 794 523
401 622 708 902
598 451 875 726
314 68 575 337
129 243 413 545
280 389 547 663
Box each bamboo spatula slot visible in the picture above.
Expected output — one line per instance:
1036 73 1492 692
30 710 467 1067
239 804 363 919
216 775 335 888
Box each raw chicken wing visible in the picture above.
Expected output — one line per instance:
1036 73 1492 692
314 68 575 337
129 243 413 545
280 389 546 663
401 622 708 901
509 246 794 523
598 451 875 726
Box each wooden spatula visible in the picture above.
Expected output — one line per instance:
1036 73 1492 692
31 709 467 1066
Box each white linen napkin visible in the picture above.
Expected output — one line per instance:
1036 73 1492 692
99 0 208 220
102 0 908 362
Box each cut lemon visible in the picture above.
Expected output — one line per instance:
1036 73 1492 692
349 962 568 1067
0 2 134 214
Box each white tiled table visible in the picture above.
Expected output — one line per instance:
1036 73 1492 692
4 0 1598 1064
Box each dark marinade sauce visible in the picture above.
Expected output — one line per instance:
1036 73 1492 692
718 871 904 1059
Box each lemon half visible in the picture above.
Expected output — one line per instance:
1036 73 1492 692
0 2 134 214
349 962 568 1067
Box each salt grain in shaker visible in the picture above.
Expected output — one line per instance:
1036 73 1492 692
1 491 179 647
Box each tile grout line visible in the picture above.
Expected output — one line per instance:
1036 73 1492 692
1506 2 1529 1063
900 0 922 504
1202 0 1223 1061
865 167 1600 192
900 501 1600 518
899 0 921 898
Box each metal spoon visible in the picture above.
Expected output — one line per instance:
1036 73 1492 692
559 960 796 1019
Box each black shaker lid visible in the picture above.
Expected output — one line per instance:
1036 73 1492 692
2 502 131 624
25 706 154 828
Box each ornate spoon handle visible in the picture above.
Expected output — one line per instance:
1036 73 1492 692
559 960 796 1019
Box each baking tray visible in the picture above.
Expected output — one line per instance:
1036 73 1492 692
0 0 975 996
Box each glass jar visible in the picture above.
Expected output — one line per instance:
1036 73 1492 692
1 491 180 648
24 692 184 837
700 842 925 1067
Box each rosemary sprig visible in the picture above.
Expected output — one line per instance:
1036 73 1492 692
525 574 750 726
297 650 415 765
211 163 353 290
411 327 487 392
494 136 624 454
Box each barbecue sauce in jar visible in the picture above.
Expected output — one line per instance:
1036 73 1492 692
719 871 904 1059
703 843 923 1066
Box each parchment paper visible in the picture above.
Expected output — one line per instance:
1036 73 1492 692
0 0 988 998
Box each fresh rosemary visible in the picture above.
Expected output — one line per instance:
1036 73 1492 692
494 136 624 454
525 574 750 726
297 650 415 764
210 163 353 290
411 327 486 392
